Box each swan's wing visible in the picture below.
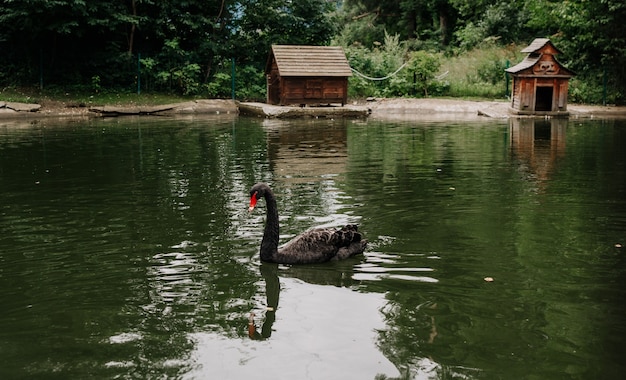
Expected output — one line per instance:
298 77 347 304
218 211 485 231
277 226 366 264
277 228 339 264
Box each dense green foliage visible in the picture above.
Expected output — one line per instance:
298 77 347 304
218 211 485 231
346 33 450 98
339 0 626 103
0 0 335 99
0 0 624 103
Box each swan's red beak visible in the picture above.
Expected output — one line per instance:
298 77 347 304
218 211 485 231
248 192 258 212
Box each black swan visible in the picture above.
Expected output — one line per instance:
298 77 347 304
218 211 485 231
248 183 367 264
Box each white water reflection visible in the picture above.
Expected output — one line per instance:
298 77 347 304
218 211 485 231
148 251 203 304
353 262 439 283
185 277 399 379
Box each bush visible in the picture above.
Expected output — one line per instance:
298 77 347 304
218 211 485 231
204 63 265 101
345 32 449 98
568 76 623 105
406 51 443 97
346 32 407 98
233 65 266 101
477 59 509 85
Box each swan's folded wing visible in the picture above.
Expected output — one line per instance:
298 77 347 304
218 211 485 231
276 228 339 264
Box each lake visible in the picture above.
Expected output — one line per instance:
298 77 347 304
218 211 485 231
1 114 624 379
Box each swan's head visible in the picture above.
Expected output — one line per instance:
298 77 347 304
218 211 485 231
248 183 270 212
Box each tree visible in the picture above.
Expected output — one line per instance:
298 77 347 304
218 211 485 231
0 0 337 95
526 0 626 103
232 0 337 65
340 0 455 47
0 0 132 85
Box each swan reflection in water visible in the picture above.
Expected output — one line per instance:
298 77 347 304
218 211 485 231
245 223 366 340
248 263 280 340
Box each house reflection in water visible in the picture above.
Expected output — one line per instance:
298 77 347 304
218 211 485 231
259 118 355 228
262 119 348 184
509 118 567 190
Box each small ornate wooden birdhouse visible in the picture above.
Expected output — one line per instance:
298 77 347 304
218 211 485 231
506 39 574 116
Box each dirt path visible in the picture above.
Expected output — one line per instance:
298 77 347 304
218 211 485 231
0 99 238 119
366 98 626 119
1 98 625 120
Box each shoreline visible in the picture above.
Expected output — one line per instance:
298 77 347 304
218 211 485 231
1 98 626 121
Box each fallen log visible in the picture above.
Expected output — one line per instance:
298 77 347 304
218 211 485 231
1 101 42 112
89 104 176 116
89 100 238 116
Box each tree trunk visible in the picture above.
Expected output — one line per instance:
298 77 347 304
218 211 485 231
438 4 450 46
128 0 137 56
407 9 417 39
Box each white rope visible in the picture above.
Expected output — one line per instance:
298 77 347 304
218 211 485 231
436 70 449 80
350 62 408 81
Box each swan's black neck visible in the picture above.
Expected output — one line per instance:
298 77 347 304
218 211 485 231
260 188 280 262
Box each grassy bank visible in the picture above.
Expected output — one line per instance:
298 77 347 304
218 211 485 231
0 87 196 107
346 39 527 101
441 44 525 99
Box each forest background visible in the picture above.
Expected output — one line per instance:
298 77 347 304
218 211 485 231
1 0 624 105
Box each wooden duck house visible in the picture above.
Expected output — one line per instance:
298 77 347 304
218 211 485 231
265 45 352 106
506 39 574 116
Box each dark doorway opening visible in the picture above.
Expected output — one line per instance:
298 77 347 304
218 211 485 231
535 87 553 111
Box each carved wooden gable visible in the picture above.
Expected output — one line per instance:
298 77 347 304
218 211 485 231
506 38 574 78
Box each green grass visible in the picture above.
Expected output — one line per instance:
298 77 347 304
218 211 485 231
0 87 193 107
446 81 505 99
440 43 525 99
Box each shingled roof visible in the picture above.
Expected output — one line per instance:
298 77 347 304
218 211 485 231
266 45 352 77
506 55 542 74
520 38 562 54
506 38 573 76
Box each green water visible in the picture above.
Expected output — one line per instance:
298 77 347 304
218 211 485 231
0 115 624 379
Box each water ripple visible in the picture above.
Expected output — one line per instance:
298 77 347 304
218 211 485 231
355 252 438 283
